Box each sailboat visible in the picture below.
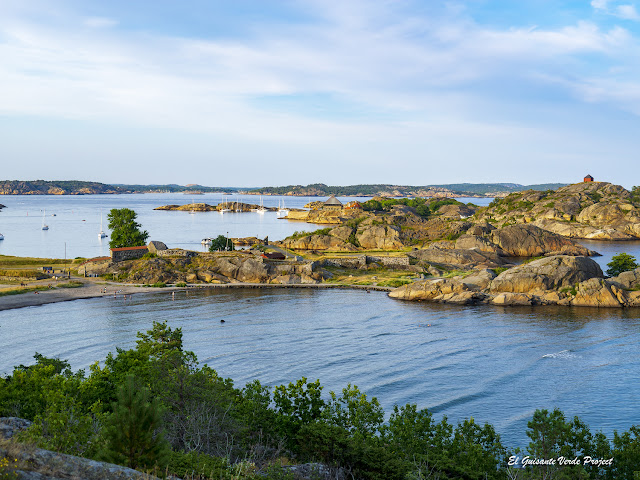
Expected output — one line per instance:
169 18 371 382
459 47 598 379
252 196 267 214
0 233 4 240
189 198 196 215
277 199 289 218
219 195 231 213
98 212 108 238
42 210 49 230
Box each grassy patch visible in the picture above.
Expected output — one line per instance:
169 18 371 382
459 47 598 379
0 255 83 267
324 267 417 286
0 286 49 296
522 256 544 264
57 281 84 288
176 282 187 287
0 269 45 278
491 267 509 275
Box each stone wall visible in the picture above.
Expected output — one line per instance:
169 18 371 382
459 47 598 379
366 255 410 267
111 247 148 262
157 249 197 258
321 255 409 269
322 255 367 269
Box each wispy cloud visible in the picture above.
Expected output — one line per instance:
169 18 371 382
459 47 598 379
592 0 640 20
616 4 640 20
84 17 118 29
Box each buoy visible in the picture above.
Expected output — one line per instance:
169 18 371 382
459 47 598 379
220 319 225 323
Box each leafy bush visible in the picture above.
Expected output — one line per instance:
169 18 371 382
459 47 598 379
175 282 187 287
166 450 231 479
208 235 234 252
361 198 432 218
606 253 638 277
151 282 167 288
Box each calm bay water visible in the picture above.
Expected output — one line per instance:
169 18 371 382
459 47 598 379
1 288 639 448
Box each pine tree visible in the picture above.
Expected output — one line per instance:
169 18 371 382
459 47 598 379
99 375 169 470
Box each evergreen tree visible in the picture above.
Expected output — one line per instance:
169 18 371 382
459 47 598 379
99 375 169 470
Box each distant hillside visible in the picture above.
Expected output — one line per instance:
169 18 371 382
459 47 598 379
250 183 567 197
0 181 246 195
0 180 128 195
0 180 567 196
432 183 567 195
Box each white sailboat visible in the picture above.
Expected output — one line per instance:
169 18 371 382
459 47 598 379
189 198 196 215
98 212 108 238
219 195 231 213
42 210 49 230
252 196 267 214
277 198 289 218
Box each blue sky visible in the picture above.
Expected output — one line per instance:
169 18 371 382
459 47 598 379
1 0 640 188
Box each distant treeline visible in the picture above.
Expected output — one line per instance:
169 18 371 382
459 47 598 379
0 180 128 195
0 180 244 195
250 182 567 196
113 184 243 193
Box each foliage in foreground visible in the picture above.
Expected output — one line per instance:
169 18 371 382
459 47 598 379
1 322 638 480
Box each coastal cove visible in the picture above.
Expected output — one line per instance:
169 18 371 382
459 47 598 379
0 193 491 259
1 287 639 449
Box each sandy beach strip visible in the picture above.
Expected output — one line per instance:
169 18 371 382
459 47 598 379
0 281 392 311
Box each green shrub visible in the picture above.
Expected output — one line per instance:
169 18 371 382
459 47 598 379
607 253 638 277
166 451 231 479
151 282 167 288
175 282 187 287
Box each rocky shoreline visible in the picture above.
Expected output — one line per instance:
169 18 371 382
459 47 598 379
389 255 640 308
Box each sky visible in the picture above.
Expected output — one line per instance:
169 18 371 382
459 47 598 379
1 0 640 188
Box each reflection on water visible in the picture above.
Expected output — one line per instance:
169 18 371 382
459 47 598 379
1 288 639 448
